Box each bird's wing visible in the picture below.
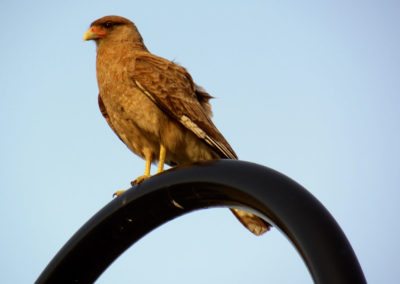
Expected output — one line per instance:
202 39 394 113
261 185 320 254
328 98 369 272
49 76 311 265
131 52 237 159
98 94 126 144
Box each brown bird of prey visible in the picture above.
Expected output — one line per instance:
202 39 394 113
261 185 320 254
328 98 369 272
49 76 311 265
84 15 269 236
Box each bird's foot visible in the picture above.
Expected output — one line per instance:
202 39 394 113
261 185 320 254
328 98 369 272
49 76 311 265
131 174 151 186
112 190 126 198
113 175 151 197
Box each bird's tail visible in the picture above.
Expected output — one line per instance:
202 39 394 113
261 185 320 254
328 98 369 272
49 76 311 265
230 208 271 236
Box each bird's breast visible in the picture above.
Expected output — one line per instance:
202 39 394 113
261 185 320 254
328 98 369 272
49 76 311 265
95 50 219 165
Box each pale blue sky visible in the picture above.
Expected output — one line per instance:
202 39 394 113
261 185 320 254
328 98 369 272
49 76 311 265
1 1 399 283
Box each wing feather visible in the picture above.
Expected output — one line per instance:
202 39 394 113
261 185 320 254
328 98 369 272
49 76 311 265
131 52 237 159
98 95 126 144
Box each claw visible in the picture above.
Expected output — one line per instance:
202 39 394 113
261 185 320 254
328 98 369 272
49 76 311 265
130 174 151 186
113 190 126 198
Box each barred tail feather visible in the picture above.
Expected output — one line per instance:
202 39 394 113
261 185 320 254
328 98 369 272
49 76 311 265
230 208 271 236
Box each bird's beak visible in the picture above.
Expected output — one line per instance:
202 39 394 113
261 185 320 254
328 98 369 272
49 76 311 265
83 27 105 41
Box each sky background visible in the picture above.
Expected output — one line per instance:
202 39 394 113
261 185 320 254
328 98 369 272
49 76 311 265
1 0 399 283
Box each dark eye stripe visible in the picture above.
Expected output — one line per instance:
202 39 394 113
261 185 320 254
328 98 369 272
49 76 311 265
103 22 113 28
102 21 125 29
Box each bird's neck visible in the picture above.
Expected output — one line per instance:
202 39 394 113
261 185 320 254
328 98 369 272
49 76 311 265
95 39 147 72
96 38 147 54
95 39 148 98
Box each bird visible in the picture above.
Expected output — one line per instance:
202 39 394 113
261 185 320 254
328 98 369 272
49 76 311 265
84 15 270 236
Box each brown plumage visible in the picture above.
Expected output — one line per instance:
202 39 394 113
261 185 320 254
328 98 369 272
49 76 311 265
84 15 270 236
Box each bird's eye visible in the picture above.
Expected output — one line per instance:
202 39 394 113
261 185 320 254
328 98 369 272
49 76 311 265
104 22 113 28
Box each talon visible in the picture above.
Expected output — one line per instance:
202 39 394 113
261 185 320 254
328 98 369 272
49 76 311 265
131 175 150 186
113 190 126 198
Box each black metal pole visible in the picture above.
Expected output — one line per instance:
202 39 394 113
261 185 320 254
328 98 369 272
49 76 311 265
36 160 366 283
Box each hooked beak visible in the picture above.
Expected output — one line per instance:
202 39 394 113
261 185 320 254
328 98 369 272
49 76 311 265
83 26 105 41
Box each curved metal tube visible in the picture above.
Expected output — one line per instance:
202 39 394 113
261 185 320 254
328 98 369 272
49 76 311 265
36 160 366 283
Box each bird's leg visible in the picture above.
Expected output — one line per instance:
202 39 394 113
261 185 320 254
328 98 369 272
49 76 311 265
157 144 166 173
131 149 153 186
155 144 182 209
114 151 153 197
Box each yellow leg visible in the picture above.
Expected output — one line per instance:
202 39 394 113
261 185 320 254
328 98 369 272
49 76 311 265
157 144 166 173
144 152 152 176
114 150 153 197
132 150 152 185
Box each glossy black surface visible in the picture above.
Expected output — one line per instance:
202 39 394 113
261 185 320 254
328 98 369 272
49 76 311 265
36 160 366 283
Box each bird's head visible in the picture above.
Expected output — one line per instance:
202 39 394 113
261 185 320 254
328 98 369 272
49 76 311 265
84 16 145 48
